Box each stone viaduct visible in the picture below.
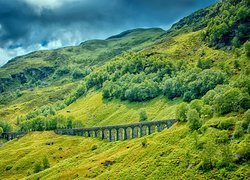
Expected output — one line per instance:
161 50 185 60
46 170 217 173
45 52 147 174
0 132 26 141
54 119 176 141
0 119 176 142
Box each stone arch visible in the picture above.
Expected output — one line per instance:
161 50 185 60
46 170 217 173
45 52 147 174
82 130 89 137
94 129 101 138
149 125 157 134
157 123 168 132
102 129 110 140
116 128 124 141
132 126 139 138
125 127 133 139
140 125 148 137
110 128 116 141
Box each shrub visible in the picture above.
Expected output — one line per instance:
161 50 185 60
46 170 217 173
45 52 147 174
139 110 148 122
200 105 213 119
197 59 213 70
43 156 50 169
199 140 217 171
218 118 236 130
91 145 98 151
235 137 250 163
187 109 201 131
64 84 87 106
55 66 71 76
242 109 250 130
34 162 42 173
216 130 229 143
141 138 147 147
245 41 250 57
216 146 233 169
0 127 3 134
163 78 182 99
234 121 244 138
124 80 160 102
176 102 189 122
72 120 84 128
5 165 13 171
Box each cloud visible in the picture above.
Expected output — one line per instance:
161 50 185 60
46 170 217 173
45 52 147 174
23 0 81 13
0 0 217 66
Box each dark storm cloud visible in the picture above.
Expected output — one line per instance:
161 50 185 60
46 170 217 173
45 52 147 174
0 0 217 65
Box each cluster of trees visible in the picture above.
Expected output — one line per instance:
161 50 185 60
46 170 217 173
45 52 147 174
19 82 88 124
83 53 177 102
163 68 226 102
0 121 12 133
64 84 87 105
103 76 160 102
202 85 250 115
176 85 250 131
19 115 84 132
25 105 56 120
202 0 250 48
75 53 228 103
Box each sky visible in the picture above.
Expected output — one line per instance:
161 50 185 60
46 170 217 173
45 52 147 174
0 0 217 66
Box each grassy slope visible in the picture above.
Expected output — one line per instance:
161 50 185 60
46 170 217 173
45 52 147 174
0 82 77 125
59 91 180 127
0 125 249 179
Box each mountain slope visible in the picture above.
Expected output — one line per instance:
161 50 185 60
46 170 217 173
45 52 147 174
0 28 165 92
0 0 249 179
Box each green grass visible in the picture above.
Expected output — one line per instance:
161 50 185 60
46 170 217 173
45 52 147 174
0 124 249 179
0 82 77 125
59 91 181 127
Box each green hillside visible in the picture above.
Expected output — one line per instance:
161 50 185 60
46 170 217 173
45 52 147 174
0 125 249 179
0 0 249 179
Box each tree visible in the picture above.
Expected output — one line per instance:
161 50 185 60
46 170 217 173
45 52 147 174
200 105 213 119
72 68 84 79
0 127 3 134
176 103 189 122
214 88 243 114
139 110 148 122
189 99 204 113
163 78 182 99
0 121 12 132
67 119 73 129
187 109 201 131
